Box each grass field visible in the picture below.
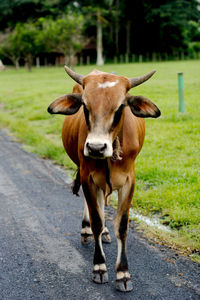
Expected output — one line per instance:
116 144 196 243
0 61 199 257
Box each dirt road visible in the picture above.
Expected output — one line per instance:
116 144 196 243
0 129 199 299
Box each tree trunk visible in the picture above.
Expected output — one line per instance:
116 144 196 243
0 59 6 71
9 56 19 69
36 57 40 68
44 57 48 67
126 21 131 55
14 58 20 70
69 46 75 67
55 56 60 66
64 54 69 66
25 54 33 71
96 9 104 66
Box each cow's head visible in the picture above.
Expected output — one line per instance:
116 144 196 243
48 66 160 159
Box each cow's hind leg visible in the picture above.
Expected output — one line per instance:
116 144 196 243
81 198 93 245
82 181 108 284
72 169 92 245
102 226 111 244
114 177 134 292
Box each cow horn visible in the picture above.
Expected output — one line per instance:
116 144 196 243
64 65 84 85
129 70 156 88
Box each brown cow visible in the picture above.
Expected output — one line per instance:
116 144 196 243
48 66 160 292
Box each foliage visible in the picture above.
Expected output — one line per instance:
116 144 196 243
0 14 84 68
0 0 199 60
37 15 84 64
184 20 200 56
145 0 199 52
0 30 22 69
0 22 42 70
0 61 199 251
15 22 41 70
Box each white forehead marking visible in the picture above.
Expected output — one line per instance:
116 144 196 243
98 80 119 89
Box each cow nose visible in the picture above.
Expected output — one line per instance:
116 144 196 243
86 143 107 157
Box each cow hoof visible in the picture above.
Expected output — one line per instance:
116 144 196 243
92 270 108 284
92 264 108 284
81 233 93 245
116 278 133 292
102 227 111 244
102 232 111 244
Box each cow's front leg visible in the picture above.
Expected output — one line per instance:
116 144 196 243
97 189 111 244
81 195 111 245
82 180 108 284
114 177 134 292
81 198 93 245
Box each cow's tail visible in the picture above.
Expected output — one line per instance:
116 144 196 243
72 168 81 196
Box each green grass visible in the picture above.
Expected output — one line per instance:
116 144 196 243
0 61 200 254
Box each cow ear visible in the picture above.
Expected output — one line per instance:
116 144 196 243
127 95 161 118
48 94 82 115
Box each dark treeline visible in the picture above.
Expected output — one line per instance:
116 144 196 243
0 0 200 67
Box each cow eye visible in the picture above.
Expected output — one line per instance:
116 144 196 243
112 104 124 128
83 104 90 128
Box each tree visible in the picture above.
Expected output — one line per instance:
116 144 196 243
81 0 114 66
14 23 41 70
0 0 41 30
184 20 200 56
0 31 22 69
96 8 105 66
0 22 44 70
0 0 76 30
142 0 200 54
0 13 84 69
38 15 84 66
0 0 200 63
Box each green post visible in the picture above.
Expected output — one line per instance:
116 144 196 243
178 72 185 113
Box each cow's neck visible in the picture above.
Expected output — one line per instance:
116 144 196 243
111 110 124 161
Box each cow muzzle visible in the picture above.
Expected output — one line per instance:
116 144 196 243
86 142 107 158
84 135 113 159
